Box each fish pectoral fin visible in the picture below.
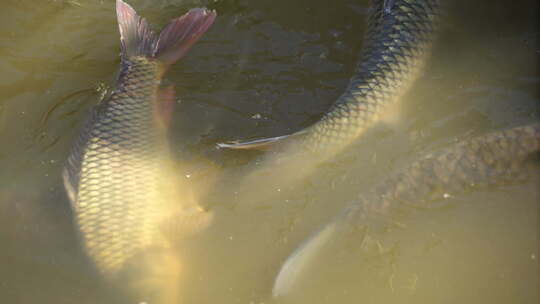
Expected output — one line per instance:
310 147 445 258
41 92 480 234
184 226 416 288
273 218 342 298
216 130 306 151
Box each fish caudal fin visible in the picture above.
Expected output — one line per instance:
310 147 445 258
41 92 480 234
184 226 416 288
154 7 216 64
116 0 216 64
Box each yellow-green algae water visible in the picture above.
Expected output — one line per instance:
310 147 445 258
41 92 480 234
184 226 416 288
0 0 538 303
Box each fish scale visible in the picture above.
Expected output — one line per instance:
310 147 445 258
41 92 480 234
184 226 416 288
217 1 442 156
302 0 442 154
345 123 540 218
73 90 165 273
63 0 216 281
273 123 540 297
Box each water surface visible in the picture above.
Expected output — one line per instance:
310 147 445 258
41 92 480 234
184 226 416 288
0 0 538 303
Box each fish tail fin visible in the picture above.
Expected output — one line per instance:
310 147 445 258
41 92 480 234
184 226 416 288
153 7 216 64
216 130 307 151
116 0 216 64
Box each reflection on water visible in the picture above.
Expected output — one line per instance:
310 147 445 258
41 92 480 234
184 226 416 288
0 0 538 303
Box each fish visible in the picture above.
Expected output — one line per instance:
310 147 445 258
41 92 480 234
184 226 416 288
218 0 442 159
62 0 215 299
210 0 443 206
272 123 540 297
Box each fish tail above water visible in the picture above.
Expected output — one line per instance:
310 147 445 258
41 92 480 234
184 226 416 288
116 0 216 64
272 123 540 297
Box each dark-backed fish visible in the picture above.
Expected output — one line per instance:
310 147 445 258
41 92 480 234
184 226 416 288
219 0 442 159
62 0 215 299
273 123 540 297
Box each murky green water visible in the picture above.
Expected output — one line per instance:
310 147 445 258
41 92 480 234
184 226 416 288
0 0 538 303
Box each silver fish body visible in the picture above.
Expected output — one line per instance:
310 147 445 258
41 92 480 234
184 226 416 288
63 0 216 281
64 57 169 274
